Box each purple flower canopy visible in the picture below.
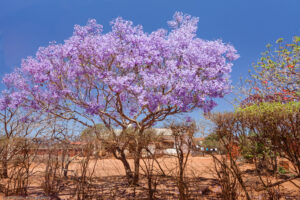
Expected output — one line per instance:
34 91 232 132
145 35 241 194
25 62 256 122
1 12 238 126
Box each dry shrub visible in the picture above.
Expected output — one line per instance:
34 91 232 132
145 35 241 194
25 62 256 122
209 112 252 200
4 139 37 196
140 150 159 200
72 143 99 200
167 121 196 200
208 102 300 199
42 145 64 198
211 155 238 200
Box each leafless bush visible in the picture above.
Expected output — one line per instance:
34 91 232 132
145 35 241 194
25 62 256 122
211 155 238 200
41 142 64 198
40 119 83 198
0 108 46 197
167 121 196 200
0 109 38 179
140 149 159 200
72 142 99 200
4 138 38 196
209 113 251 200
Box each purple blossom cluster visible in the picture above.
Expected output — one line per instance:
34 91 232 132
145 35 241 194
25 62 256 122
1 12 238 123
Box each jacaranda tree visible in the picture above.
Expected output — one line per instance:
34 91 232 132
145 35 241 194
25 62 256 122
0 12 239 184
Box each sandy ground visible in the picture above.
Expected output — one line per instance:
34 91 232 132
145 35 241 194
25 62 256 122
65 155 217 177
0 155 299 199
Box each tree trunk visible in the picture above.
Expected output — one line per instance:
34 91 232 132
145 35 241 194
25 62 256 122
178 155 187 200
113 149 133 184
148 175 154 200
63 162 70 177
133 148 142 185
178 179 187 200
1 159 8 178
1 149 8 178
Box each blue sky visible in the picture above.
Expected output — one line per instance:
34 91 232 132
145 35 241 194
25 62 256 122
0 0 299 121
